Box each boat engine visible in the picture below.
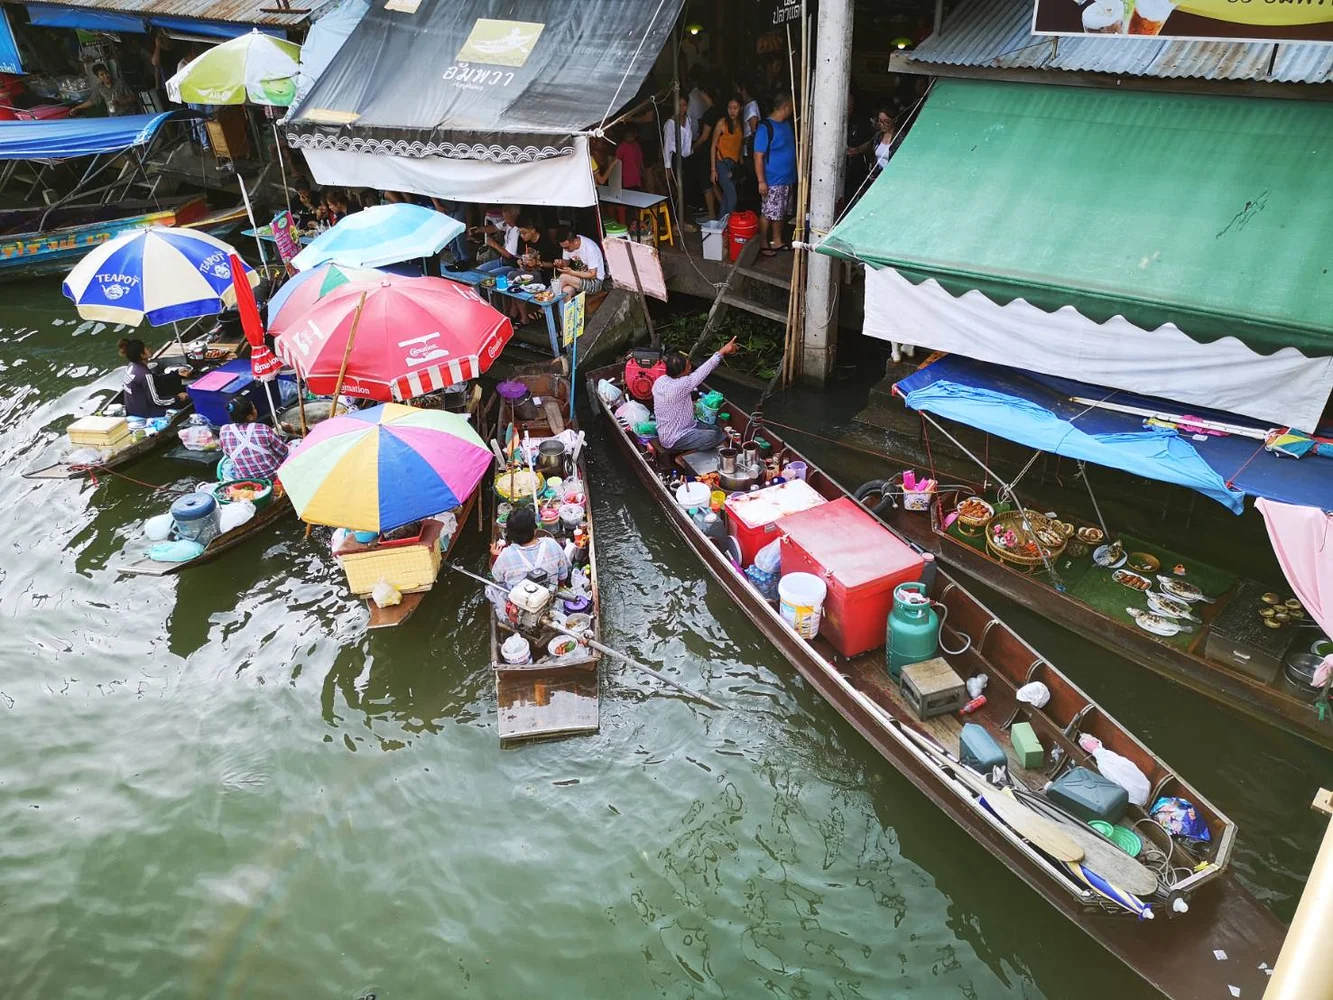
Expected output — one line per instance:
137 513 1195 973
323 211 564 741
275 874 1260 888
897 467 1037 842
506 571 555 631
625 349 667 401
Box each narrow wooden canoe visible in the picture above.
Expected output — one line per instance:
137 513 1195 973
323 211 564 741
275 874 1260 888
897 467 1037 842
365 492 480 629
882 492 1333 752
488 374 600 745
587 362 1284 1000
22 334 248 481
116 495 293 577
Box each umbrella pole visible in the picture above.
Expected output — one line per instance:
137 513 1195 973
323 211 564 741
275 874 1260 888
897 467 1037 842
237 172 270 268
295 369 308 436
170 320 187 360
270 119 292 214
329 291 368 418
261 378 282 433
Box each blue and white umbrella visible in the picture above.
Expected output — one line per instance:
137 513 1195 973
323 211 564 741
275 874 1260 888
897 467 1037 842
291 203 465 272
63 227 258 327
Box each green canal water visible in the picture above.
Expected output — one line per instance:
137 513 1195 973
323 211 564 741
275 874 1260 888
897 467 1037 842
0 279 1327 999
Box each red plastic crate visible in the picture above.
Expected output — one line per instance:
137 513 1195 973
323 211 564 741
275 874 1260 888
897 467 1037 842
777 498 924 658
724 479 826 567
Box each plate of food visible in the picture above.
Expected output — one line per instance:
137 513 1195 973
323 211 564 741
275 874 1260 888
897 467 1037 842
1093 540 1126 569
521 282 546 294
513 272 535 284
1126 551 1160 575
1147 591 1197 621
533 290 556 303
1077 526 1105 545
479 276 497 289
1157 575 1212 603
1127 607 1183 637
1113 568 1152 592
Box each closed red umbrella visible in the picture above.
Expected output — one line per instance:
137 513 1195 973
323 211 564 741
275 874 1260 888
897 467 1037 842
229 253 282 382
271 276 513 401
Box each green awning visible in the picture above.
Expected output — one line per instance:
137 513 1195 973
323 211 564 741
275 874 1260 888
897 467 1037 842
821 80 1333 357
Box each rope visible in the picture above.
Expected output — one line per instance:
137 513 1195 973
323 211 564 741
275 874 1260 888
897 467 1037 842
596 0 673 134
71 463 192 495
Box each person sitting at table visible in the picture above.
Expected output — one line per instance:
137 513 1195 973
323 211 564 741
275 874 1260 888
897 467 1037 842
474 205 522 274
508 218 562 325
293 181 320 230
119 338 188 418
219 396 289 481
489 506 570 616
553 228 606 298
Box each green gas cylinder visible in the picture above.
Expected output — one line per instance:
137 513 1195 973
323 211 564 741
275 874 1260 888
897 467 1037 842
887 582 939 680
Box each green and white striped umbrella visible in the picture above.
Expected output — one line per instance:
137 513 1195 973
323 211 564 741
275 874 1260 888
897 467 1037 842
167 30 301 108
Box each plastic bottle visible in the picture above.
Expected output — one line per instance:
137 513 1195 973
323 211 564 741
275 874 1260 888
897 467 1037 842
960 695 987 715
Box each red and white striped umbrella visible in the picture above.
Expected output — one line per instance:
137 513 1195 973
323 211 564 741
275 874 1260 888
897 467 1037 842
271 276 513 402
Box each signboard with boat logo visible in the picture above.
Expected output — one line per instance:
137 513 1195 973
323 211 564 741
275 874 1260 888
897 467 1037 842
1032 0 1333 44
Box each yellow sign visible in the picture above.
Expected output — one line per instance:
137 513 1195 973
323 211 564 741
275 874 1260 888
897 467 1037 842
562 291 586 349
1179 1 1333 26
456 19 545 68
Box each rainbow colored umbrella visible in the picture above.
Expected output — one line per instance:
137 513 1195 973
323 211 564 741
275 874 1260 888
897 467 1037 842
266 261 384 326
277 404 491 532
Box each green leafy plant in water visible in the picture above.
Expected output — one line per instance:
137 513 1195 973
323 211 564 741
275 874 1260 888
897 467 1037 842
660 311 785 380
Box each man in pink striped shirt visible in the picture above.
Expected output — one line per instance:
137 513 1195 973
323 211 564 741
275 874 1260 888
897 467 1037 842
652 338 738 451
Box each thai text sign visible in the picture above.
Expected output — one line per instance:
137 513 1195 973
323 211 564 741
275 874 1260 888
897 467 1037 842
1032 0 1333 44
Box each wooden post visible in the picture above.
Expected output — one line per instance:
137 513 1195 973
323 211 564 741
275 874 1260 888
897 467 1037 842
295 369 308 436
329 292 367 418
1264 789 1333 998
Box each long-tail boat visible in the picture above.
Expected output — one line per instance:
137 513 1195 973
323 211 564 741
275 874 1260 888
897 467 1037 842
488 373 600 744
587 360 1284 1000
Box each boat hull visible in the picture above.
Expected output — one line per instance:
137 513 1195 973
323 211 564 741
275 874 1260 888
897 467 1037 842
587 364 1284 1000
116 495 293 577
0 197 212 281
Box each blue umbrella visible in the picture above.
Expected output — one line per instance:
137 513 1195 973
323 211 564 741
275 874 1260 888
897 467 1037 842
62 226 257 327
291 203 466 271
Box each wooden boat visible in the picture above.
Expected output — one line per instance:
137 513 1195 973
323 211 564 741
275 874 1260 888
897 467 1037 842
349 385 486 629
0 195 217 281
588 362 1284 1000
22 333 247 481
488 374 600 744
879 489 1333 752
116 494 293 577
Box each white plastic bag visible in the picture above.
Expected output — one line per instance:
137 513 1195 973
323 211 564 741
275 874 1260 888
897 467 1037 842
614 400 651 428
596 379 623 408
67 447 102 466
371 580 402 609
966 673 989 699
179 424 219 451
144 513 174 541
218 499 256 533
1079 735 1150 807
1016 681 1051 709
754 538 783 575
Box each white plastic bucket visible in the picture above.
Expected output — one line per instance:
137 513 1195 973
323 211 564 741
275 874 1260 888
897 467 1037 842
778 572 827 640
675 481 711 512
500 633 532 665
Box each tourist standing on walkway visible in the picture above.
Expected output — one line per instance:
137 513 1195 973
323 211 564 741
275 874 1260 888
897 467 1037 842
711 97 745 219
753 92 796 256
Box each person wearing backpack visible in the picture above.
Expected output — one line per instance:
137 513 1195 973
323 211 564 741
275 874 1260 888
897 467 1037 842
753 92 797 255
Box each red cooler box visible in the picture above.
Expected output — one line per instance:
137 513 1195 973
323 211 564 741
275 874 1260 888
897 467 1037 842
725 479 826 567
777 497 925 658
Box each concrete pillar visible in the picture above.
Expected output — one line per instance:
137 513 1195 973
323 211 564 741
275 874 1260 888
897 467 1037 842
1265 789 1333 998
802 0 853 384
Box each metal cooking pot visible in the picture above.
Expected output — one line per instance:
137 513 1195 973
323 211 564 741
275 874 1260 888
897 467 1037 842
1285 652 1324 694
537 439 568 476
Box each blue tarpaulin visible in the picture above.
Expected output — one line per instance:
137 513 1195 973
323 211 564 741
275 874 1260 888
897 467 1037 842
0 110 188 160
24 6 281 37
0 7 22 73
26 4 143 32
895 356 1333 513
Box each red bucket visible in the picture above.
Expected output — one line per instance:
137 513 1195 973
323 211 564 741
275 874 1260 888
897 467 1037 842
726 211 760 262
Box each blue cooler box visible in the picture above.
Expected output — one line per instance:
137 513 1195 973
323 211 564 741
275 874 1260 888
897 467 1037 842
186 359 290 426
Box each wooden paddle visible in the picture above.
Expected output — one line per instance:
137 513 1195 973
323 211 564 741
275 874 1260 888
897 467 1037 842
1011 790 1161 896
846 689 1083 863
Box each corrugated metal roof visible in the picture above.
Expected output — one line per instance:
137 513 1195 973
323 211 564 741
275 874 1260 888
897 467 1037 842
16 0 322 27
907 0 1333 84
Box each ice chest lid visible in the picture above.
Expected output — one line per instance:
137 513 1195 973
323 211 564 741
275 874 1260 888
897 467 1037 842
777 497 923 591
724 478 826 530
189 369 244 392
